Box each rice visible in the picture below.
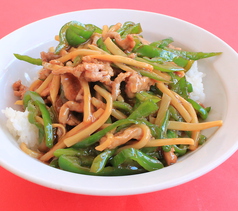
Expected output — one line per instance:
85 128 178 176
185 61 205 103
1 107 39 150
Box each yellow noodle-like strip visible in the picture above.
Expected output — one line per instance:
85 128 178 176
88 44 135 73
56 49 102 63
88 44 108 54
20 142 43 159
64 85 113 147
155 93 171 126
95 132 114 151
89 54 154 71
50 75 61 105
156 82 192 123
102 25 109 39
171 91 200 150
39 108 104 162
108 23 122 32
52 123 66 137
35 116 66 137
104 37 127 56
81 78 92 123
29 79 43 91
167 120 223 131
152 69 171 82
91 97 127 120
145 138 194 147
35 73 54 94
55 35 60 41
118 124 152 151
15 100 23 105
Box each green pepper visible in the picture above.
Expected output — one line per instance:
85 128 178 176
198 134 207 145
58 155 145 176
173 145 188 156
117 21 134 35
135 45 188 66
49 158 59 168
166 130 188 156
113 101 133 114
132 67 171 82
168 105 183 122
169 76 189 99
187 98 209 120
90 149 115 173
66 25 94 47
14 53 42 65
120 23 142 38
55 21 101 54
96 37 110 53
164 47 222 60
135 91 161 103
136 57 185 72
128 99 158 119
23 91 53 148
111 148 164 171
149 37 174 49
27 101 45 144
54 148 84 157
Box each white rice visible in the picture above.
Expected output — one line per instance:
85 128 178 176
1 107 39 150
185 61 205 103
2 61 205 149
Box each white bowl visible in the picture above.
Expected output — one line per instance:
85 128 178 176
0 9 238 196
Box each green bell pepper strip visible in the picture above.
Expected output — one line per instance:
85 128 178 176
49 158 59 168
132 67 171 83
27 101 45 144
58 155 145 176
23 91 53 148
173 145 188 156
169 76 189 99
186 98 209 120
117 21 136 36
14 53 42 65
158 110 171 152
149 37 174 49
54 146 98 166
120 23 142 38
135 45 188 67
164 47 222 60
55 21 101 54
97 37 110 53
166 130 188 156
113 101 133 114
168 105 183 122
111 148 164 171
128 99 158 119
66 25 94 47
90 149 116 173
54 148 84 157
198 134 207 145
135 91 161 103
136 57 184 72
55 21 82 54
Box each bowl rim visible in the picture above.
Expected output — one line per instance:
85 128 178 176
0 8 238 196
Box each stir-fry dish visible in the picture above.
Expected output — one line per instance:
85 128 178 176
10 21 223 176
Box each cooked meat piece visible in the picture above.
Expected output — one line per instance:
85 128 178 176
104 31 135 52
12 80 28 99
61 73 81 101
